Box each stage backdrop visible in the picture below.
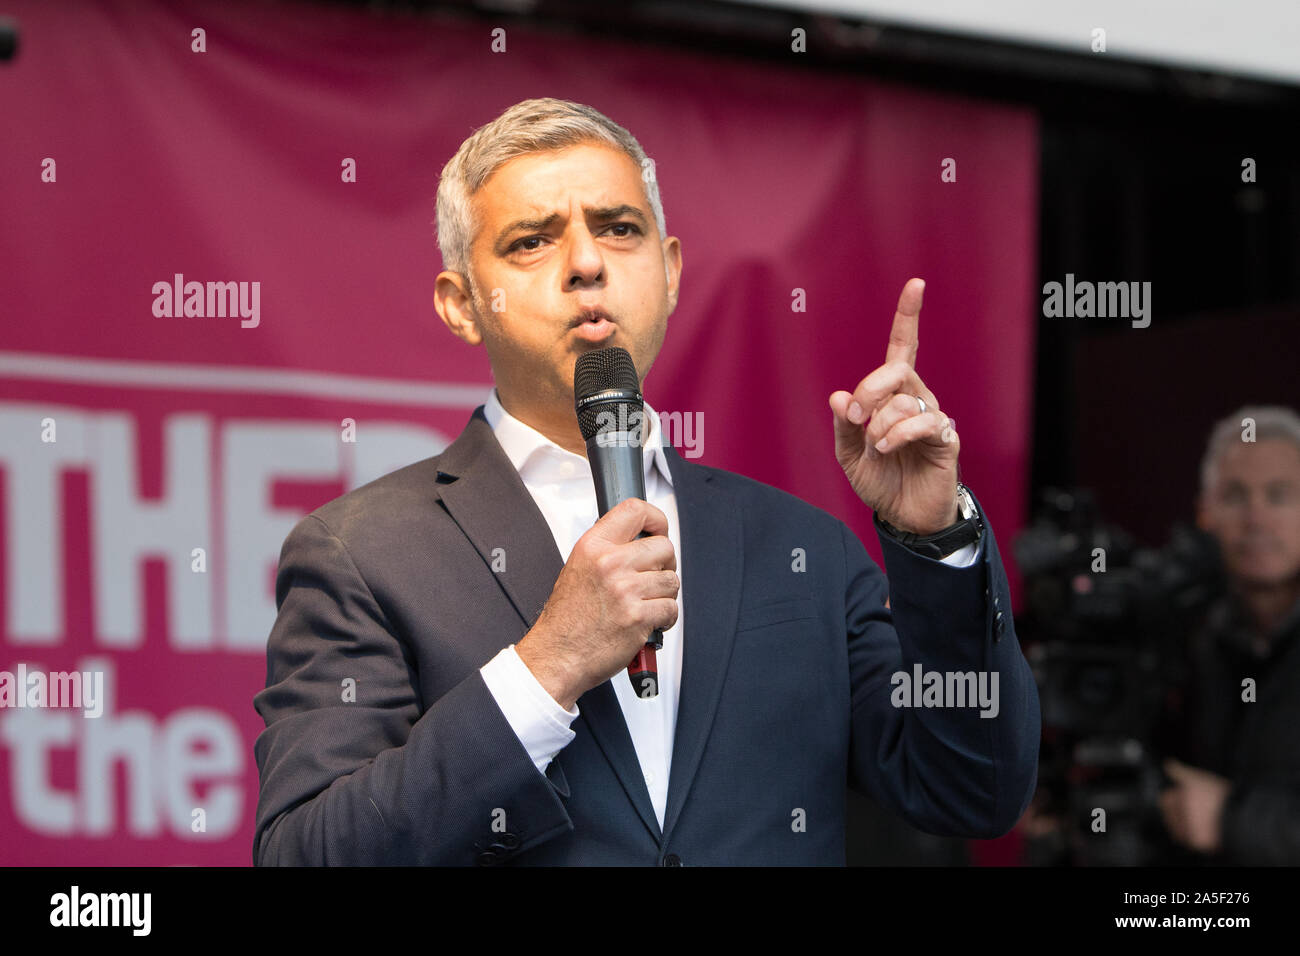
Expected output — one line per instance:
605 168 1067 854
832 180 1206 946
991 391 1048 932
0 0 1038 864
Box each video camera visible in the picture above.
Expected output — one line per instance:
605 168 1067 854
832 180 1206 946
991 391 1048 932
1014 488 1223 865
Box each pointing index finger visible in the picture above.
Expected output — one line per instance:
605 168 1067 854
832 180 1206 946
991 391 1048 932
884 278 925 368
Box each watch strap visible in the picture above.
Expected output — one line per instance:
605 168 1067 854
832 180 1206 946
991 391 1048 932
876 484 984 560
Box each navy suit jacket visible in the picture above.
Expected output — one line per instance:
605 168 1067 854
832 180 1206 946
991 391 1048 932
253 406 1039 865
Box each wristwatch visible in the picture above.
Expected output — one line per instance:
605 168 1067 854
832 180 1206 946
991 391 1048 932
875 483 984 560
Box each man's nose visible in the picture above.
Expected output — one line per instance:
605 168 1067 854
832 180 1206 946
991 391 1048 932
1243 492 1270 528
565 226 605 287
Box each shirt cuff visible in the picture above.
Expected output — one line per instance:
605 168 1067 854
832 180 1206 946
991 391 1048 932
480 645 579 775
938 541 979 568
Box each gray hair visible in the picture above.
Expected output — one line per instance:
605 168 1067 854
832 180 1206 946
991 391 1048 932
1200 404 1300 492
435 98 667 279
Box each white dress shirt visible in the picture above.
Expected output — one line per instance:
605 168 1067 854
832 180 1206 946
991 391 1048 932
477 387 976 830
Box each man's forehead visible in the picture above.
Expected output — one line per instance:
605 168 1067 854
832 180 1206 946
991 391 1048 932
1219 439 1300 478
473 145 646 220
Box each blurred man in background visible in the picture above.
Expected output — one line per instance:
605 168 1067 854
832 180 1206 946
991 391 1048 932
1159 405 1300 864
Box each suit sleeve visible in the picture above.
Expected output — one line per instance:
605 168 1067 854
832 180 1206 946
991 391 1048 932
842 507 1041 839
252 514 574 865
1220 782 1300 865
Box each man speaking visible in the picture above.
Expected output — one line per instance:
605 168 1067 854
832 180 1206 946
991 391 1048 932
252 97 1040 866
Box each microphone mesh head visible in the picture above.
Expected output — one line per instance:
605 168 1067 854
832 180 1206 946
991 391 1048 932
574 346 641 440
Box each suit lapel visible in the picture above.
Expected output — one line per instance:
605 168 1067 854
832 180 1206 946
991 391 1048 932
433 405 663 843
576 682 662 841
433 407 564 629
662 447 743 842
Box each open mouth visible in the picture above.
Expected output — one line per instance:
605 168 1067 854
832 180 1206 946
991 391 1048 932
573 319 613 339
572 310 615 342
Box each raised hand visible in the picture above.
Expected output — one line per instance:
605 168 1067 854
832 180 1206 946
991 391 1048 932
829 278 961 535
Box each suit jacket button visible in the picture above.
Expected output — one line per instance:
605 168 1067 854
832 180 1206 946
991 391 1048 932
500 832 521 850
476 850 500 867
661 853 683 867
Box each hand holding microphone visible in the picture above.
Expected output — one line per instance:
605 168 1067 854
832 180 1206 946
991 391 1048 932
517 498 678 709
515 346 676 707
573 346 669 698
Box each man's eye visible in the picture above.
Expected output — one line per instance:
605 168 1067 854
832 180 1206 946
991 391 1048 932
1268 484 1297 506
511 236 546 252
606 223 640 237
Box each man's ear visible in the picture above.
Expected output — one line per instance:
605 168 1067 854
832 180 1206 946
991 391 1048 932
434 271 483 346
1195 491 1212 531
663 236 682 312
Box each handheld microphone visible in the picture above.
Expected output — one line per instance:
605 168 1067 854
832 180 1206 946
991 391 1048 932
574 346 664 699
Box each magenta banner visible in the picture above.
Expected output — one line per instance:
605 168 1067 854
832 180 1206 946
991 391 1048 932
0 0 1038 864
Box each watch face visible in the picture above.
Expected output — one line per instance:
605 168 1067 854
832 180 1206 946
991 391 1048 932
957 486 975 520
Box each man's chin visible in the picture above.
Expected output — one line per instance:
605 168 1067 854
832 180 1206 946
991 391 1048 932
1231 560 1300 589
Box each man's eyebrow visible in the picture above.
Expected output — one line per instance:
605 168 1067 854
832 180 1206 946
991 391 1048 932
588 204 649 228
494 212 561 253
493 205 650 253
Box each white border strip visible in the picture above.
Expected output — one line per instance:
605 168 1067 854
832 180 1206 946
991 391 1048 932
0 352 492 409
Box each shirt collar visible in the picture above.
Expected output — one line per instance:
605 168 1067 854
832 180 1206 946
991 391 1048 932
483 386 673 489
1211 590 1300 660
